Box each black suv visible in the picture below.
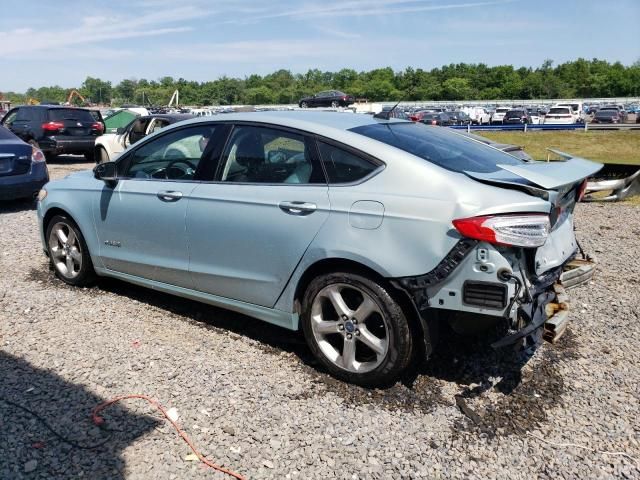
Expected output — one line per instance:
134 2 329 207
0 105 104 160
503 109 531 124
298 90 355 108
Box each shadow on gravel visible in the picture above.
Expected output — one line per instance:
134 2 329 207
0 198 36 214
417 325 578 439
0 351 159 479
26 265 575 423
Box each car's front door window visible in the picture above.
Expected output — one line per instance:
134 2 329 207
124 125 216 181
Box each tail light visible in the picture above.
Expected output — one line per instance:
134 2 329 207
431 120 437 125
42 121 64 132
31 145 45 163
91 122 104 133
452 214 550 248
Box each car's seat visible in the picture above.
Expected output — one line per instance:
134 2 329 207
233 133 265 182
284 151 312 183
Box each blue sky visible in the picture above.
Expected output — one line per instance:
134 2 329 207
1 0 638 91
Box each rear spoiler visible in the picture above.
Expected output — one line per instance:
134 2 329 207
482 150 602 190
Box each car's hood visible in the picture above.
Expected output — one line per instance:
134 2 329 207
64 169 94 180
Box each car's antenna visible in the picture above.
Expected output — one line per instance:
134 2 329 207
373 87 413 120
374 99 402 120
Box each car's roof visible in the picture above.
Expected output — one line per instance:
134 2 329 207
176 111 409 133
24 105 91 110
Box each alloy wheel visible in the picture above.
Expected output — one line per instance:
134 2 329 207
48 222 82 279
310 283 389 373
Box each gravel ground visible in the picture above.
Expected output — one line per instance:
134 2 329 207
1 159 639 479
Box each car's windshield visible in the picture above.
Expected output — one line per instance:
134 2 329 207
350 122 523 174
496 108 509 113
506 110 524 117
48 108 95 122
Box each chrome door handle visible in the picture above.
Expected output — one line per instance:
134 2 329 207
157 190 183 202
279 201 317 216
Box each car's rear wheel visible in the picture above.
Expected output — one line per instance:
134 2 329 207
46 214 96 287
301 272 413 387
96 147 109 164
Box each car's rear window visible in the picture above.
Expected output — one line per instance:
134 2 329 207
549 108 571 114
48 108 95 122
350 122 523 174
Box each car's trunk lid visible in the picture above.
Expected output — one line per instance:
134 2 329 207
0 141 32 177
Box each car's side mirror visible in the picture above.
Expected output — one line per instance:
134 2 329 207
94 161 118 186
116 127 126 134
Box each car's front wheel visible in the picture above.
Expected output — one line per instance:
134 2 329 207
300 101 308 108
46 214 96 286
301 272 413 387
331 101 339 108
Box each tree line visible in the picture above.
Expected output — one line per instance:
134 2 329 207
4 58 639 107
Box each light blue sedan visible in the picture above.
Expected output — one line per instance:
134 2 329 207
37 112 600 386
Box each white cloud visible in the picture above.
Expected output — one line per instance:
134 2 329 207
230 0 514 23
0 6 206 58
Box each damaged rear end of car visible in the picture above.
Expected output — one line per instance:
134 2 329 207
411 156 600 350
352 122 602 353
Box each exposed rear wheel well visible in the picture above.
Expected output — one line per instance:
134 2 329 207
293 258 427 357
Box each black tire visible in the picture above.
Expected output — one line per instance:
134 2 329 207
331 101 339 108
300 101 308 108
96 147 110 164
301 272 413 387
45 214 96 287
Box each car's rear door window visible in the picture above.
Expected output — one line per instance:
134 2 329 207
219 125 325 184
350 122 523 174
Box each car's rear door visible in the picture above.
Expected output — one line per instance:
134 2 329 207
93 123 222 287
187 123 330 307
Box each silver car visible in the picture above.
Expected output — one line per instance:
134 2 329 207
36 112 600 386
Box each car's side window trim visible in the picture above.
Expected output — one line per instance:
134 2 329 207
210 122 328 186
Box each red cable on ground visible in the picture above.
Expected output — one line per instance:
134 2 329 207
91 394 246 480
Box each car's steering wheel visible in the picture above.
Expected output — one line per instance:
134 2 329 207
166 159 197 179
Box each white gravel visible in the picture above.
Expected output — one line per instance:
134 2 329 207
1 159 639 479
